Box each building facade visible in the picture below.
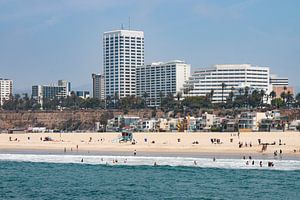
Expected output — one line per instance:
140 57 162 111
103 29 144 99
136 60 191 107
270 74 288 87
0 78 13 106
270 74 294 98
92 73 104 100
32 80 71 105
76 91 90 99
184 64 270 102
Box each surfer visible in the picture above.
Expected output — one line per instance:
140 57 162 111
81 158 83 163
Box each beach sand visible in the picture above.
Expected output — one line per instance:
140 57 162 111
0 131 300 158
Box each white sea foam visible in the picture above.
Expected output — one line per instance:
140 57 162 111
0 153 300 171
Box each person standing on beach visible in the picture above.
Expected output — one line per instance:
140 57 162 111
134 150 137 156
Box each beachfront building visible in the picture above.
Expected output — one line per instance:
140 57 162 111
183 64 271 102
136 60 191 107
138 119 157 132
32 80 71 105
238 112 266 132
103 29 144 99
92 73 104 100
0 78 13 106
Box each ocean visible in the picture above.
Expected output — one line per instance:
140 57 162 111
0 154 299 200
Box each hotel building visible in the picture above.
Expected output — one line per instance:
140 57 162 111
136 60 191 107
0 78 13 106
103 29 144 98
184 64 270 102
92 73 104 100
32 80 71 105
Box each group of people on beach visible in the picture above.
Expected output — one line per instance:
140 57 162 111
243 155 274 167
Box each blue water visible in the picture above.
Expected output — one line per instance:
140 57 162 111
0 159 299 200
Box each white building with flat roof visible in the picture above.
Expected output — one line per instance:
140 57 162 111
184 64 270 102
270 74 288 86
103 29 144 98
0 78 13 106
136 60 191 107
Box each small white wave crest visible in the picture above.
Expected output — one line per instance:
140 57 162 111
0 154 300 171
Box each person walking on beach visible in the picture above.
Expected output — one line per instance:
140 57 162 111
213 157 216 162
81 158 84 163
194 160 197 165
133 150 137 156
260 161 263 167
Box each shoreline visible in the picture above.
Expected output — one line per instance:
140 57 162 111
1 148 300 161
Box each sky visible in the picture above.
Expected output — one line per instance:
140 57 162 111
0 0 300 94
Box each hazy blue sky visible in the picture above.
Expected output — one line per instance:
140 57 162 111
1 0 299 93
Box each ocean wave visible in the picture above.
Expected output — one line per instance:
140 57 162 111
0 153 300 171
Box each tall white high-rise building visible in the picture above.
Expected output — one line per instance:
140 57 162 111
183 64 270 102
103 29 144 98
136 60 191 107
0 78 13 106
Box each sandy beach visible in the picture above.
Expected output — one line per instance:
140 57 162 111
0 131 300 158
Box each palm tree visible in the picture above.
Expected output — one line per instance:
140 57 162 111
142 92 149 108
296 93 300 108
260 89 266 107
286 91 294 109
210 89 214 103
244 86 250 108
270 91 276 100
221 82 226 103
113 92 119 109
159 91 164 109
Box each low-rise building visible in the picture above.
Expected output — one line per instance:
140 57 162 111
238 112 265 132
76 91 90 99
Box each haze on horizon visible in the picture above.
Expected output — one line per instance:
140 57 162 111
0 0 299 94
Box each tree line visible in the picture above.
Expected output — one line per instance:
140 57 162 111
1 87 300 112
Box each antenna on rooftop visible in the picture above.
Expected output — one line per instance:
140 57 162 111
128 16 131 30
121 24 124 30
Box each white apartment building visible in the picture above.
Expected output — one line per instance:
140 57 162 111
92 73 105 100
270 74 288 86
0 78 13 106
184 64 270 102
136 60 191 107
103 29 144 98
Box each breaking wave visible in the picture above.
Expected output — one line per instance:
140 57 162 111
0 153 300 171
